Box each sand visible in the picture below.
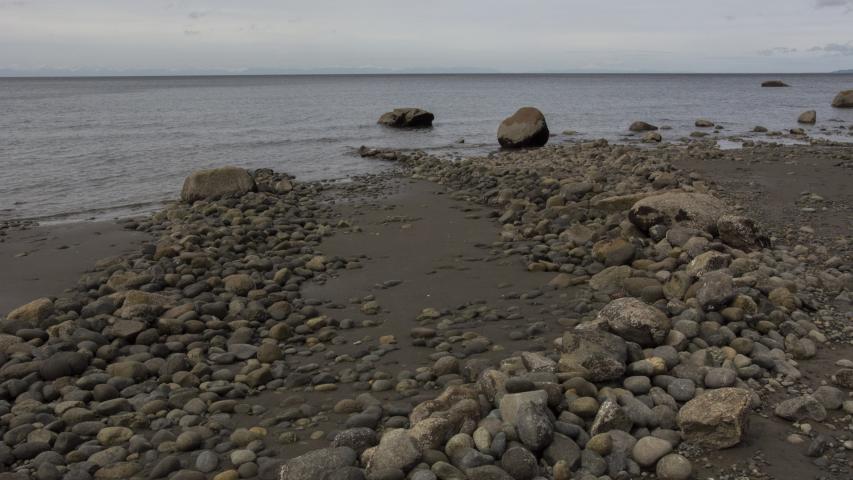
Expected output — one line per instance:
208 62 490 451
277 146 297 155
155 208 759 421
0 221 149 315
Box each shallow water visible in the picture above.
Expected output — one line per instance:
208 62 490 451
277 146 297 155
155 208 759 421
1 74 851 221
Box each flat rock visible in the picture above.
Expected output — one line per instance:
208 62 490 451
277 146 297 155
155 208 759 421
677 388 752 449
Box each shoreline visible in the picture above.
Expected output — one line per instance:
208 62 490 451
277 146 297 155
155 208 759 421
0 220 150 315
0 141 850 480
3 132 853 226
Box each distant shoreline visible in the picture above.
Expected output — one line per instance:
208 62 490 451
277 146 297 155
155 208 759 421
2 72 853 79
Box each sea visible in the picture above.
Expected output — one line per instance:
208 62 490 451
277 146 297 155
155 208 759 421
1 74 852 222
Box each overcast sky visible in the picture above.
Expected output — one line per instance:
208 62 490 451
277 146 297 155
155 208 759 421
1 0 853 74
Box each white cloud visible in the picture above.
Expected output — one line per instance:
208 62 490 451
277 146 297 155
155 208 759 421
815 0 853 8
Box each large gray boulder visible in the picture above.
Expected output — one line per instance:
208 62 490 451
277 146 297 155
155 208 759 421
180 166 255 202
558 329 628 381
597 297 671 347
497 107 549 148
628 191 726 233
378 108 435 128
677 388 752 449
832 90 853 108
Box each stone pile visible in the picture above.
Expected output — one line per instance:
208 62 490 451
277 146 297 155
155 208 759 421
274 141 852 479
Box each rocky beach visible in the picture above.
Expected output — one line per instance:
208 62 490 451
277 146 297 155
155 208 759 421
1 134 852 480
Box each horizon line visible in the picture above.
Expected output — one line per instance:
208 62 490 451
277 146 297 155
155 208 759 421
1 71 852 79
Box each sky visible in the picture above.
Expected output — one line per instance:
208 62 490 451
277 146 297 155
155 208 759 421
1 0 852 75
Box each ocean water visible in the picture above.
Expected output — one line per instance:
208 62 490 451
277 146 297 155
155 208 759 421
1 74 852 222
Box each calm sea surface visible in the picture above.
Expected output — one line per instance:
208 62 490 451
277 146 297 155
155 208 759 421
1 74 852 222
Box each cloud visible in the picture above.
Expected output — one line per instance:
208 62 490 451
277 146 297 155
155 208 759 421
724 15 736 21
188 11 209 20
184 29 200 36
808 41 853 55
757 46 797 56
815 0 853 9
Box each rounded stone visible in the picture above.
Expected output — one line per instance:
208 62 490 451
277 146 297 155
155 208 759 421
656 453 693 480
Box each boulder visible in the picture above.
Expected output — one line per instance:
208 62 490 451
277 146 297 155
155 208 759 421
695 270 734 311
597 297 671 347
558 329 628 381
500 390 549 425
695 119 715 127
761 80 788 87
717 214 766 250
497 107 549 148
3 298 55 331
832 90 853 108
642 131 662 143
629 121 658 132
278 447 357 480
797 110 816 124
774 395 827 422
677 388 752 449
365 429 421 475
181 167 255 202
378 108 434 128
629 192 726 233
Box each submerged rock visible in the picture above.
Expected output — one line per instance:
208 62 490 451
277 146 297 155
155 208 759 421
761 80 789 87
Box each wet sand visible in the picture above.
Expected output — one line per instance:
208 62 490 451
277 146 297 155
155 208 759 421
0 221 149 315
0 142 850 480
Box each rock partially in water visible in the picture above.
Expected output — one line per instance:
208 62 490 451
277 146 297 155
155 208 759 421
797 110 816 124
180 166 255 202
378 108 435 128
832 89 853 108
629 121 658 132
497 107 549 148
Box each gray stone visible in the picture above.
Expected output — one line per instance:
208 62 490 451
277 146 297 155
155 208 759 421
631 436 672 467
774 395 827 422
366 430 421 475
558 329 627 381
515 402 553 451
598 297 671 347
279 447 357 480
